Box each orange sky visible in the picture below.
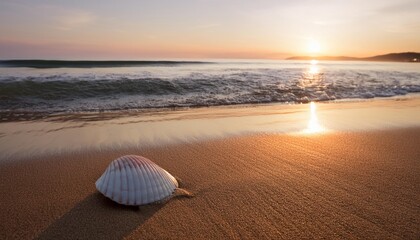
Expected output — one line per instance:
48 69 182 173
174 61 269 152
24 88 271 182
1 0 419 59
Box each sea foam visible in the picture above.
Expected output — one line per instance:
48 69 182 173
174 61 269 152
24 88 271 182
0 60 419 118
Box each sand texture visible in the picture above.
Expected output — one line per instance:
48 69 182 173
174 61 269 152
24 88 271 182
1 128 419 239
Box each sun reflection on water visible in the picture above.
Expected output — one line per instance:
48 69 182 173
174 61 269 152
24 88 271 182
309 59 319 74
310 59 319 65
303 101 325 134
298 59 324 91
309 65 319 74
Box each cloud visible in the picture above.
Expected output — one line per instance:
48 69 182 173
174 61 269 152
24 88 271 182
0 2 97 31
30 4 97 31
54 10 96 31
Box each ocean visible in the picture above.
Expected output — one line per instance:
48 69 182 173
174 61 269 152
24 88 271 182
0 60 419 121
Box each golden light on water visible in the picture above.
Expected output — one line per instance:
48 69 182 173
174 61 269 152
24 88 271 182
308 59 319 74
304 102 324 134
309 65 319 74
310 59 318 65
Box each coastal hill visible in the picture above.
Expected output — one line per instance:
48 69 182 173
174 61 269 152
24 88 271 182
287 52 420 62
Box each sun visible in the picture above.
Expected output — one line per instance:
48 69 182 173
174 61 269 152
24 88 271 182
307 39 321 54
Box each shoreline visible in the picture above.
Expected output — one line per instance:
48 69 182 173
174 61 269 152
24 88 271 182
1 96 420 161
2 93 420 123
1 128 419 239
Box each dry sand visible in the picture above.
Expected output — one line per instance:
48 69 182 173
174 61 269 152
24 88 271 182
1 128 419 239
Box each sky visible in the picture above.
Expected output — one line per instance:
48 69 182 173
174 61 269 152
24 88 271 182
0 0 419 60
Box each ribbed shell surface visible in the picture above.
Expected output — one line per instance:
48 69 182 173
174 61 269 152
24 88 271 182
96 155 178 205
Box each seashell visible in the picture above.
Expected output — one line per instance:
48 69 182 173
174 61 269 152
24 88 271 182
96 155 178 205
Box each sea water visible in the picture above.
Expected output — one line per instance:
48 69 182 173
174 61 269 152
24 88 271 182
0 60 419 121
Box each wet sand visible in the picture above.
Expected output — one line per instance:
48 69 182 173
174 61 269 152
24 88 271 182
1 128 419 239
2 96 420 161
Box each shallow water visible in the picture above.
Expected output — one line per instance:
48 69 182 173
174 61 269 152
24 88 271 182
1 96 419 161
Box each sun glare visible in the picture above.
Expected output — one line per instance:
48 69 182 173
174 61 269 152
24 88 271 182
304 102 324 134
309 65 319 74
310 59 318 65
308 57 319 74
307 39 321 54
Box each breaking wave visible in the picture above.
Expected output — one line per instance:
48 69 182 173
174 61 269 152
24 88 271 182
1 61 419 118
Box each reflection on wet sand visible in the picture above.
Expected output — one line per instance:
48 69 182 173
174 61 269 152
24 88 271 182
0 96 420 160
303 102 325 134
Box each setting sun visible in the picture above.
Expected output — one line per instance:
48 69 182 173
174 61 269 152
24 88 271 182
307 39 321 54
0 1 419 59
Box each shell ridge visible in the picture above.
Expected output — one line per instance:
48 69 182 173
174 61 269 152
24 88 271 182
121 158 130 205
124 157 134 205
147 162 168 201
160 168 178 188
156 165 174 199
150 163 172 202
103 165 113 194
125 157 137 205
95 168 105 191
115 158 124 204
131 156 144 205
132 156 147 205
106 160 116 199
141 157 156 204
95 173 103 190
131 155 148 205
161 168 178 189
149 162 174 200
98 164 111 196
142 157 160 203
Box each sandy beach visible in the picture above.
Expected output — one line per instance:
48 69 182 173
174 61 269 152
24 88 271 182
2 1 420 239
1 127 419 239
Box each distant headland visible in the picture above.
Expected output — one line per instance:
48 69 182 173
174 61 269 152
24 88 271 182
286 52 420 62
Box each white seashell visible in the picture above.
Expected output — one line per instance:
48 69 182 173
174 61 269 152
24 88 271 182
96 155 178 205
